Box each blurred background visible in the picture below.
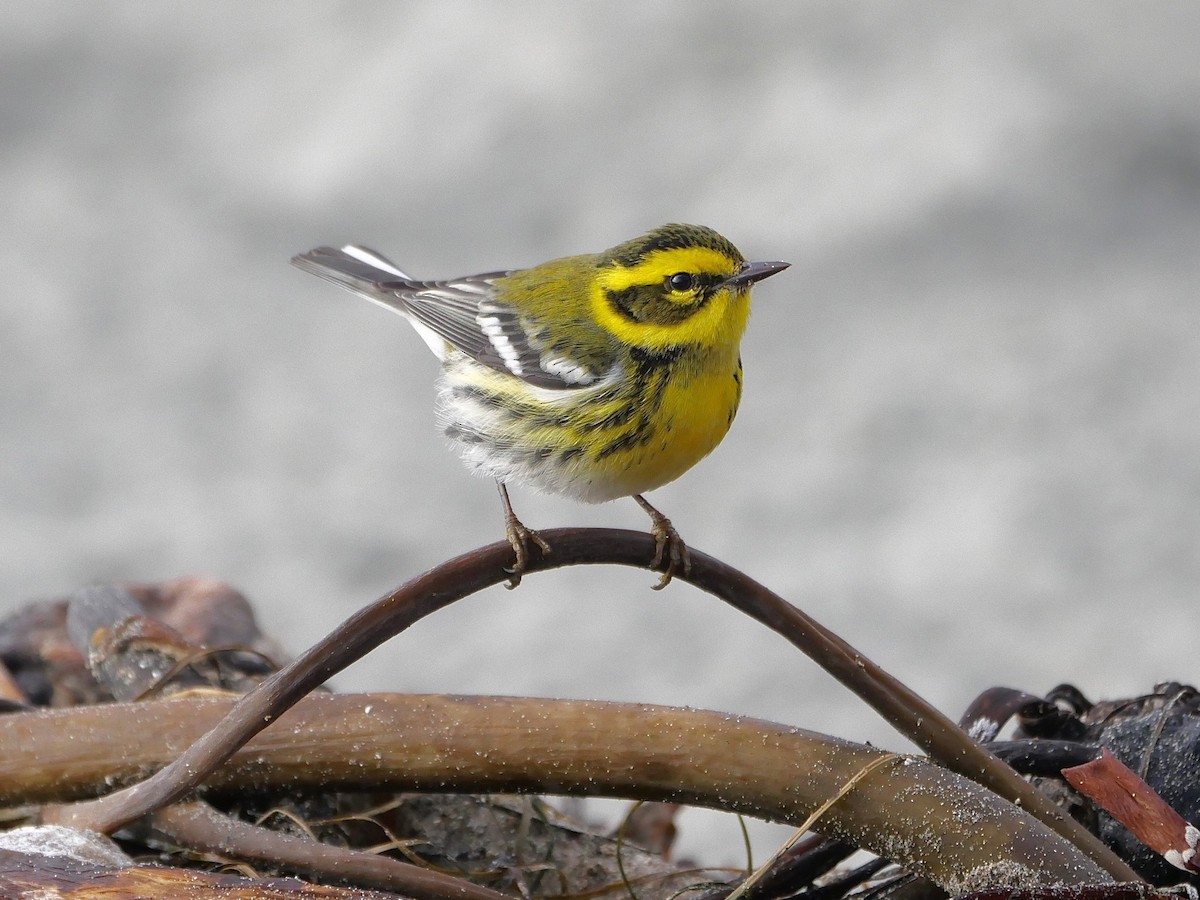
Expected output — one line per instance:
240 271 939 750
3 2 1199 864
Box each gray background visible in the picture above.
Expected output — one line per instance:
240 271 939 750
3 3 1199 863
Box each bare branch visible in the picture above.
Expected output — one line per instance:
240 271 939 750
14 692 1109 893
38 528 1139 882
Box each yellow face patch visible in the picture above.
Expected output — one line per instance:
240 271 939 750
595 246 741 297
589 241 752 352
589 277 749 353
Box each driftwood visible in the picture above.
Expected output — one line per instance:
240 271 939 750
4 691 1113 894
0 528 1165 897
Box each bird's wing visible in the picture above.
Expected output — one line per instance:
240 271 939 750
292 245 612 390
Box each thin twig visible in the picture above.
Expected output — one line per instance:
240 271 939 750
143 801 509 900
42 528 1140 882
17 692 1114 893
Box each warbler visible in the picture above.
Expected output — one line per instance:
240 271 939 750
292 224 788 588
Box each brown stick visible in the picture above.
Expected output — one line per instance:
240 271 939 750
143 801 509 900
39 528 1140 882
15 693 1108 893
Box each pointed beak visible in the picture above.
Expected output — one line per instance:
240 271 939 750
724 259 790 288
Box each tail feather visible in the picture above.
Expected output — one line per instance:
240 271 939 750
292 244 451 359
338 245 414 280
291 245 418 317
291 245 410 285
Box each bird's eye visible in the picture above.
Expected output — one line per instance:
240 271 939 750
667 272 695 292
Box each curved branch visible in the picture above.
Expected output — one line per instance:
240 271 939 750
14 693 1110 893
41 528 1139 882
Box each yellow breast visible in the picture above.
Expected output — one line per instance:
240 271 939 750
584 353 743 500
438 348 744 504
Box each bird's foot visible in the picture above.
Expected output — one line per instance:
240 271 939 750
634 494 691 590
498 482 550 589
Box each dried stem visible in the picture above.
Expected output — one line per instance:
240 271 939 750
40 528 1139 882
142 801 509 900
14 693 1107 893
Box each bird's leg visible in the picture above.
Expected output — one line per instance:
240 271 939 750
497 481 551 590
633 494 691 590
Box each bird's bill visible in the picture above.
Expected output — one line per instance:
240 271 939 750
724 259 790 288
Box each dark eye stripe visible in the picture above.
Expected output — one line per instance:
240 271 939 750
605 286 698 326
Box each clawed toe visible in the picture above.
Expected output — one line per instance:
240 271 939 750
498 482 550 589
634 494 692 590
503 520 552 589
649 519 691 590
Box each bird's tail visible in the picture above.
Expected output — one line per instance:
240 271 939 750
291 244 416 315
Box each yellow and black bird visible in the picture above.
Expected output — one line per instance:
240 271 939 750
292 224 788 587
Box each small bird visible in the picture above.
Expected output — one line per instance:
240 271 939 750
292 224 788 588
